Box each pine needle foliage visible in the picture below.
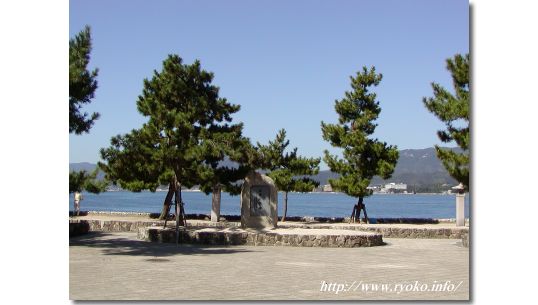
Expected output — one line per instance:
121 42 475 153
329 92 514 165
423 54 470 190
99 55 247 217
321 67 399 199
258 129 320 221
69 25 100 134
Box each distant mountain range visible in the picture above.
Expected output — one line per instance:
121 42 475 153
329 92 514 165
312 147 460 187
69 162 98 172
70 147 461 189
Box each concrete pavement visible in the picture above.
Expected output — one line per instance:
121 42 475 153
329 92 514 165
70 232 469 300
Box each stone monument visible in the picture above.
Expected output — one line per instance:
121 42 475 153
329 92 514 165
240 171 278 229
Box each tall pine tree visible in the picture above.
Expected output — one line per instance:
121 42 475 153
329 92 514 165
99 54 243 220
321 67 398 223
258 129 320 222
69 25 105 200
423 53 469 190
70 25 99 134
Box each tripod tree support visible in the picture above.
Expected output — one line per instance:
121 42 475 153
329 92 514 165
349 197 369 223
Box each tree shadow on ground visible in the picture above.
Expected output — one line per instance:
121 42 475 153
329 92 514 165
70 232 258 257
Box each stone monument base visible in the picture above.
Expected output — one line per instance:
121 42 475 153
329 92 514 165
138 226 384 247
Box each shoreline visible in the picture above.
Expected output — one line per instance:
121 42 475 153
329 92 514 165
91 190 469 196
71 210 469 225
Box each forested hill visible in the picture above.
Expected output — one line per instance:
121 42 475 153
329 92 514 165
312 147 460 187
70 147 461 189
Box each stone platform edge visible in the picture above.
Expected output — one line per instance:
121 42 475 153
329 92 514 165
279 222 469 239
137 226 384 248
69 218 468 240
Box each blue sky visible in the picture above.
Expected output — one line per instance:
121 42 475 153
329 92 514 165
69 0 469 169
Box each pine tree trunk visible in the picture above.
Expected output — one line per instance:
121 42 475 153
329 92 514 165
174 181 182 245
211 185 221 222
282 191 288 222
178 180 186 226
158 181 175 220
174 181 182 220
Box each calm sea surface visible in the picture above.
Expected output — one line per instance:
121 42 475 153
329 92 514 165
69 191 470 219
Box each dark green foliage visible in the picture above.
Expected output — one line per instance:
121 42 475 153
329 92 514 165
69 25 99 135
258 129 320 193
99 54 245 198
99 128 171 191
423 54 469 190
321 66 399 198
197 136 255 196
69 169 107 193
258 129 320 220
69 25 105 194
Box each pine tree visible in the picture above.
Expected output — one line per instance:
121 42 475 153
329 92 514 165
321 67 399 223
69 25 105 200
99 54 243 220
70 25 99 134
423 54 469 190
258 129 320 222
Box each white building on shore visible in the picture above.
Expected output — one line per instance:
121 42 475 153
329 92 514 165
382 182 408 193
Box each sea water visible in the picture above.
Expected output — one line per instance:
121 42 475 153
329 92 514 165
69 191 470 219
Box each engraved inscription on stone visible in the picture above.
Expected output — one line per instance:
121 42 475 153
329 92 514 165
250 185 270 216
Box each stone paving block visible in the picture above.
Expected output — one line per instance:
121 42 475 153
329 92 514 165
70 232 469 300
